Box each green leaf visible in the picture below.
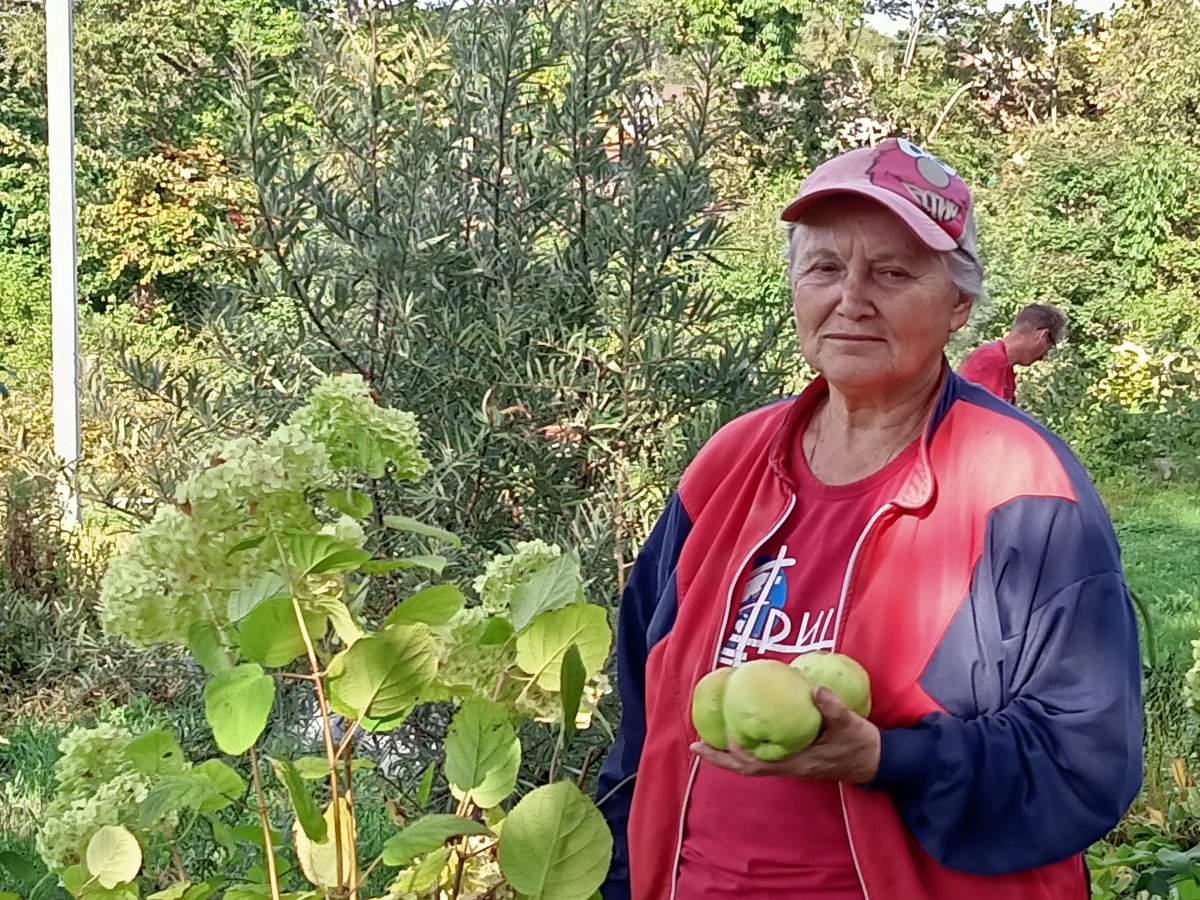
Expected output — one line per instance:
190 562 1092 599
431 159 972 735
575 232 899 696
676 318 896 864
239 596 326 667
381 514 461 547
281 531 372 576
293 798 355 890
479 617 514 646
307 596 363 647
509 554 583 633
187 621 230 675
443 699 520 809
417 761 436 809
382 585 465 628
386 848 451 893
124 730 186 777
559 644 586 736
140 774 211 826
228 573 288 623
361 556 446 576
193 759 245 812
380 814 493 867
204 664 276 755
324 489 373 520
208 816 236 852
291 757 376 780
271 758 328 843
86 825 142 889
326 625 437 723
515 604 611 691
497 782 612 900
0 851 38 882
226 535 266 557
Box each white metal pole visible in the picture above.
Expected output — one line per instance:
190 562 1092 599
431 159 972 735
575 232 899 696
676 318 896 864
46 0 81 526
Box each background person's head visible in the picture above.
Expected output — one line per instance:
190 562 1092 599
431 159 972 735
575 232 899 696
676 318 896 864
780 139 982 401
1005 303 1067 366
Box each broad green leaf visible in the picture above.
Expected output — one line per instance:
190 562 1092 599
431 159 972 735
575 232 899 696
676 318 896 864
204 664 275 755
479 616 514 646
0 892 21 900
386 848 451 893
124 730 185 777
382 585 465 628
62 864 139 899
380 814 493 867
381 514 461 547
271 758 327 842
86 825 142 889
291 757 376 780
361 556 446 576
417 761 436 809
0 850 38 882
509 554 583 634
293 798 355 890
326 625 437 722
497 782 612 900
239 596 327 667
140 774 212 826
559 644 586 736
443 700 520 809
307 596 363 647
193 759 245 812
227 573 287 623
187 621 230 675
281 531 371 576
208 816 236 852
324 489 373 520
515 605 611 691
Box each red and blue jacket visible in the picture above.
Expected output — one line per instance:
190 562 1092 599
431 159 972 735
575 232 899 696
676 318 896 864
596 370 1143 899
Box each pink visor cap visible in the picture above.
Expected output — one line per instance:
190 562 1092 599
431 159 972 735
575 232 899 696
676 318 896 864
781 138 978 259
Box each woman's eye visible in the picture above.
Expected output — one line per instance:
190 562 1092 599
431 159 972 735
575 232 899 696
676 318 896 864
879 269 910 280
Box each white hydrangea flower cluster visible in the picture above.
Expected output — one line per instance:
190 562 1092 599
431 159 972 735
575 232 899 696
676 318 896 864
471 540 563 616
35 724 163 871
387 837 514 899
99 375 421 649
288 373 428 481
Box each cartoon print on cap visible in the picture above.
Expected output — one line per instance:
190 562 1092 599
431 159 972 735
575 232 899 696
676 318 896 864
867 138 970 240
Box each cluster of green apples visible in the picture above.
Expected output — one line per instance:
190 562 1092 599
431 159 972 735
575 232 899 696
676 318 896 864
691 652 871 762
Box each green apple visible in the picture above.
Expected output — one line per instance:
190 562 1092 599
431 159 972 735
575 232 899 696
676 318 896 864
722 659 822 762
691 667 733 749
790 651 872 718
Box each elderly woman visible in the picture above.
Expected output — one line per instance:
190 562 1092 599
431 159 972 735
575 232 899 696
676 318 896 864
596 139 1142 900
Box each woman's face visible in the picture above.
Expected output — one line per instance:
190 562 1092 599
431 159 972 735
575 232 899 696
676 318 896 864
790 198 972 402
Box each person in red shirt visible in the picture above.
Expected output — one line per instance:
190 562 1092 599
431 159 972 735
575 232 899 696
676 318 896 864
957 303 1067 403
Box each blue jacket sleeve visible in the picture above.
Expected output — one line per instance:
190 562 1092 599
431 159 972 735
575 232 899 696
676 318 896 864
867 494 1143 876
596 493 691 900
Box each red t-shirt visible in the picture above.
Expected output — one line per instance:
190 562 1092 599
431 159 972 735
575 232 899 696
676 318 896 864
958 340 1016 403
676 424 917 899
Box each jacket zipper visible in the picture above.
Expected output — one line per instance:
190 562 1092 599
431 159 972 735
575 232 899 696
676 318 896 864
833 501 896 900
668 494 797 899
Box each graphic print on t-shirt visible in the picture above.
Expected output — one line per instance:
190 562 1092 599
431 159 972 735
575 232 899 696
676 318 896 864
718 544 838 667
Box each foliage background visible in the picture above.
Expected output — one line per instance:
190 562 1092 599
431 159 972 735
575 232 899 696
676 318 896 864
3 0 1200 897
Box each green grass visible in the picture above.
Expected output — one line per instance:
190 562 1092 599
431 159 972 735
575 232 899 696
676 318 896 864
1099 479 1200 822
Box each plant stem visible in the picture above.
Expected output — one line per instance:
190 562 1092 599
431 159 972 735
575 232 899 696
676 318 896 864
249 747 283 900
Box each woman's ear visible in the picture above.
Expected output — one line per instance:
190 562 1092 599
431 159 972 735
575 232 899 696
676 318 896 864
949 292 973 332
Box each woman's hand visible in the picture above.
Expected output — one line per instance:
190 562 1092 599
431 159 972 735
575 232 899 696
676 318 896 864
690 687 882 784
